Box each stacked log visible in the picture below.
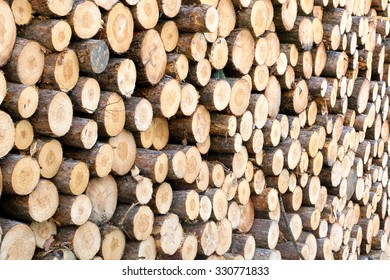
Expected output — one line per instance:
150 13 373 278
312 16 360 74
1 0 390 261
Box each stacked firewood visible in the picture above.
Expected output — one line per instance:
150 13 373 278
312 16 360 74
1 0 390 260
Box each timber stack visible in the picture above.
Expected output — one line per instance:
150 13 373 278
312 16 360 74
1 0 390 261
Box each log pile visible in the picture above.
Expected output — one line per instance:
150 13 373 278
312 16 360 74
1 0 390 260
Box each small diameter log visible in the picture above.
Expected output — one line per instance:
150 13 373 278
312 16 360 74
198 79 231 112
30 89 73 137
169 105 210 144
68 77 100 114
14 120 34 150
67 0 102 40
135 77 180 119
208 37 229 70
249 219 279 249
216 0 236 37
164 149 187 180
155 21 179 53
122 236 156 260
29 0 73 16
199 195 212 222
184 221 218 256
92 91 126 137
283 186 303 212
99 2 133 54
295 50 313 80
2 83 38 119
176 32 207 62
64 142 113 178
129 29 166 85
30 219 56 249
228 234 255 260
158 0 181 18
107 130 136 176
170 190 200 221
39 49 79 93
130 0 159 30
52 159 89 196
86 175 118 225
225 28 255 75
152 213 183 256
98 224 126 260
3 37 45 86
277 16 314 51
263 118 281 147
348 78 370 114
216 218 233 255
262 147 284 176
60 117 98 150
163 234 198 260
252 248 281 260
186 59 212 87
135 149 168 183
8 0 33 26
91 58 136 98
56 221 101 260
280 80 309 115
0 1 16 67
251 188 279 212
116 175 153 205
204 188 228 221
235 0 274 37
276 241 309 260
17 19 71 51
148 182 173 215
175 5 219 33
0 218 36 260
166 53 189 81
0 179 59 223
29 138 63 179
70 40 109 74
52 194 92 226
179 83 198 117
0 154 40 195
279 213 303 242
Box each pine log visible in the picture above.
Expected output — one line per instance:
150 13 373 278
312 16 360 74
52 194 92 226
39 49 79 93
56 221 101 260
216 0 236 38
135 149 168 183
152 213 183 255
98 224 126 260
14 120 34 150
67 0 102 40
30 219 56 250
60 117 98 150
2 83 38 119
0 0 16 67
148 182 172 215
184 221 218 256
249 219 279 249
122 236 156 260
0 217 36 260
131 0 159 30
165 53 189 81
3 37 45 86
68 77 100 114
17 19 71 52
0 179 59 222
70 40 109 74
198 79 231 112
8 0 33 26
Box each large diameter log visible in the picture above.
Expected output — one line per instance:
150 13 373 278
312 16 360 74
56 221 101 260
17 19 71 52
129 29 166 85
3 38 45 86
0 218 36 260
99 2 133 54
64 142 113 178
67 0 102 40
175 4 219 33
225 28 255 75
86 175 118 225
52 159 89 196
39 49 79 92
152 213 183 255
52 194 92 226
0 179 59 222
0 154 40 195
